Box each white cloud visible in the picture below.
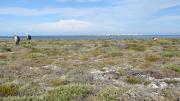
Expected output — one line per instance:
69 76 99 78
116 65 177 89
29 19 94 32
112 0 180 19
0 0 180 18
0 7 103 17
1 0 180 35
151 15 180 22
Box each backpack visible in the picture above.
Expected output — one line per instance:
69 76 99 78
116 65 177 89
17 36 20 41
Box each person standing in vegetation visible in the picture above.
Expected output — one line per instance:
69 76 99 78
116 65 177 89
27 33 32 44
14 35 20 46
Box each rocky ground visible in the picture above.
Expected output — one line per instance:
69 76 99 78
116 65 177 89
0 39 180 101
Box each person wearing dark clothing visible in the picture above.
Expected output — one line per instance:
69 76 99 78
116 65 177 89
27 34 31 41
14 35 20 46
27 34 32 44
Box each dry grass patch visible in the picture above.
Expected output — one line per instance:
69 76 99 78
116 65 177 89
126 43 146 51
126 76 142 84
95 86 128 101
0 84 19 97
167 64 180 73
51 79 67 87
145 54 160 62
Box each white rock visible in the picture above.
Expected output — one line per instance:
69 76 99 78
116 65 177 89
90 69 103 74
61 75 66 80
173 78 180 81
90 69 105 80
147 77 155 81
148 83 159 89
112 79 126 86
159 82 168 89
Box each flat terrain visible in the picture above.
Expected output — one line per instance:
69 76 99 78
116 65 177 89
0 39 180 101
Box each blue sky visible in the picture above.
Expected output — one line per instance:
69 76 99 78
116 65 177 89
0 0 180 36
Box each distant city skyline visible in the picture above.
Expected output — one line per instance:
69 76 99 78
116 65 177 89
0 0 180 36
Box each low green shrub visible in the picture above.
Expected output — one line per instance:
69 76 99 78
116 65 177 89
51 79 66 87
0 54 7 60
97 86 128 101
108 52 123 57
23 52 45 59
92 48 102 57
0 60 6 65
46 84 93 101
144 80 151 86
0 46 11 52
145 55 160 62
117 69 125 76
19 83 45 96
0 96 43 101
168 64 180 73
103 59 116 65
164 80 179 85
126 76 141 84
80 55 89 61
161 51 180 57
105 47 123 57
0 84 19 97
126 43 146 51
162 88 180 101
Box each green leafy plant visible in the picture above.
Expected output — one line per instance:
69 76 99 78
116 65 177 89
46 84 93 101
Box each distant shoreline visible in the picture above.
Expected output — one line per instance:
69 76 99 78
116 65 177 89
0 34 180 37
0 35 180 40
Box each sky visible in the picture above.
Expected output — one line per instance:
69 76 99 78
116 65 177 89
0 0 180 36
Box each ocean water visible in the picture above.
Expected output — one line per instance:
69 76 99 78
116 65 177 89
0 35 180 41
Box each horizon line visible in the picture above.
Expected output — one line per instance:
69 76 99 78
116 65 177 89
0 34 180 37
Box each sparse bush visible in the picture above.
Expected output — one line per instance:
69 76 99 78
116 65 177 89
19 83 45 96
161 51 180 57
145 54 160 62
107 51 123 57
46 84 93 101
126 43 146 51
51 79 66 87
162 88 180 101
66 69 93 84
0 60 6 65
142 61 151 68
158 39 172 45
117 69 125 76
126 76 141 84
96 62 106 69
0 54 7 60
103 59 116 65
81 55 89 61
105 46 123 57
0 46 11 52
0 96 43 101
162 46 178 51
164 79 179 85
0 84 19 97
168 64 180 73
144 80 151 86
92 48 102 57
96 86 128 101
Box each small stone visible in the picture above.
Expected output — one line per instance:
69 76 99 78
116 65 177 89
148 83 159 89
159 82 168 89
61 75 66 80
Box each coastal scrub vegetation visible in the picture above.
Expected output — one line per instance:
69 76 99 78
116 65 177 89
0 39 180 101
